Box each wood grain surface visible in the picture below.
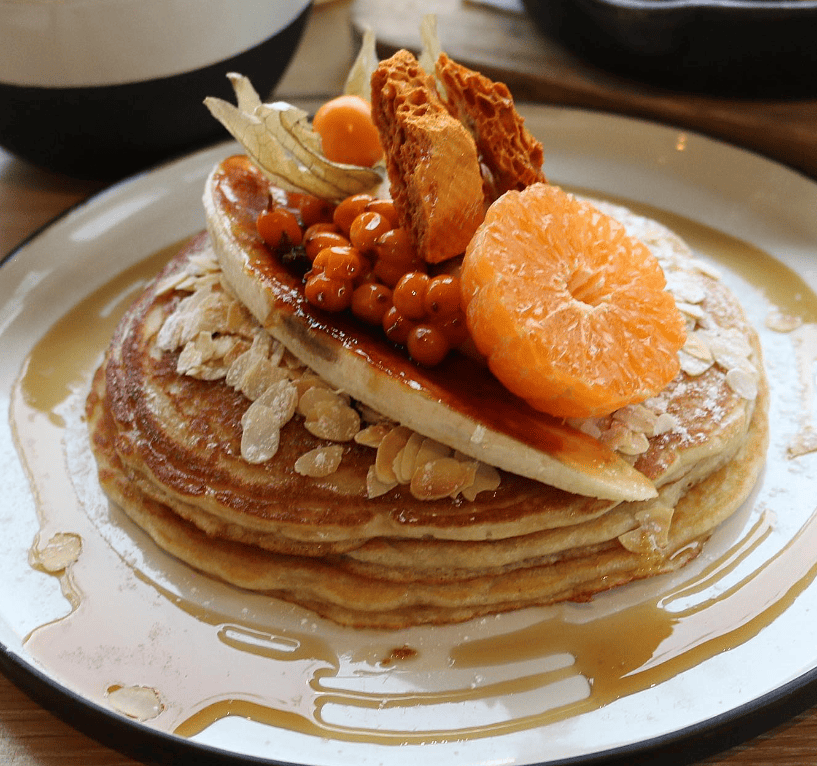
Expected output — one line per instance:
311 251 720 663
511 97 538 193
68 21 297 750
1 1 816 764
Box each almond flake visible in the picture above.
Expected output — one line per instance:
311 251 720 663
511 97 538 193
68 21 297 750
253 379 299 427
416 438 451 467
666 272 707 304
304 399 360 442
652 412 679 436
234 356 290 401
725 367 758 400
354 423 393 448
705 329 753 370
375 426 412 484
177 332 243 380
613 404 658 434
367 465 398 498
395 432 425 484
676 301 706 321
155 271 188 296
461 462 501 501
240 407 282 463
295 445 344 477
567 417 603 440
765 310 802 333
298 386 345 417
600 422 650 456
688 257 722 280
410 457 471 500
682 332 713 362
678 349 714 377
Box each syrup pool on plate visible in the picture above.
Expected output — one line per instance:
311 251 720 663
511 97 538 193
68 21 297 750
8 198 817 759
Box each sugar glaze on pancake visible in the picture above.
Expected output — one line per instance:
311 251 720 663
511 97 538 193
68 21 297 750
86 195 768 628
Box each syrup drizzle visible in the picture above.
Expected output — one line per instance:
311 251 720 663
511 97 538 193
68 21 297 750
9 209 817 752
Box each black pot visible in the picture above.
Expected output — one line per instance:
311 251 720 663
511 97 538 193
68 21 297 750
522 0 817 98
0 0 312 179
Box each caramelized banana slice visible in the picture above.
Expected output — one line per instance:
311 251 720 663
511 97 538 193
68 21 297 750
204 155 658 502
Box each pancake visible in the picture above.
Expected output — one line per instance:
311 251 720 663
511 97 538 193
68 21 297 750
86 202 768 627
91 234 619 556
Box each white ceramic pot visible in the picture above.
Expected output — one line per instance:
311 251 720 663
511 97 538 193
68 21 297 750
0 0 312 178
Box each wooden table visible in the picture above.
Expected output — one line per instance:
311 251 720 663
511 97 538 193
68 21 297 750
2 1 816 764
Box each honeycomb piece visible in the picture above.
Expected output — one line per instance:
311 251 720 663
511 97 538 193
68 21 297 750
370 50 485 264
435 53 546 199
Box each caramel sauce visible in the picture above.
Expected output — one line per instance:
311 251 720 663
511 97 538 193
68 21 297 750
213 156 618 471
8 201 817 754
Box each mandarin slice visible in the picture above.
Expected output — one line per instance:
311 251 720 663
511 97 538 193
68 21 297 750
461 183 686 419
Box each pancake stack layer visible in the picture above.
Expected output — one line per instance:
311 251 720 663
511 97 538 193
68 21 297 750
86 179 768 627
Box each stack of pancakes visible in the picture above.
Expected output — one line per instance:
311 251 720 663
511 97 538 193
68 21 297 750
86 181 768 628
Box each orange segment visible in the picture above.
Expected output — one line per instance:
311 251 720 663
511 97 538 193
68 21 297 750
461 183 686 419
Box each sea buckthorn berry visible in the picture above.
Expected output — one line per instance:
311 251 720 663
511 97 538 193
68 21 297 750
392 271 430 321
373 258 412 289
349 211 392 254
407 324 450 367
375 227 416 269
304 221 338 237
423 274 462 319
304 228 349 261
333 193 374 236
382 306 415 345
291 192 334 228
320 245 369 282
365 198 399 228
304 273 353 312
257 207 303 251
436 312 471 348
310 249 330 276
351 282 393 325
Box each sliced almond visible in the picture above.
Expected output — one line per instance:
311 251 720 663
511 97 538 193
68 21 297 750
375 426 413 484
304 399 361 442
295 445 344 477
395 432 426 484
367 464 398 498
461 462 501 501
410 457 471 500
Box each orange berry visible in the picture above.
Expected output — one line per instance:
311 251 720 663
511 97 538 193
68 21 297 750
291 192 334 228
312 94 384 167
351 282 393 325
373 258 411 289
310 247 331 274
349 211 392 254
304 221 338 237
461 184 687 418
423 274 462 319
382 306 415 345
392 272 430 321
257 207 303 251
334 193 374 236
304 273 352 312
375 227 416 269
407 324 450 367
304 228 349 261
366 198 400 228
319 245 368 282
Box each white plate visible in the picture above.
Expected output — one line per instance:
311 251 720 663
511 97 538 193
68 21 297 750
2 106 817 766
